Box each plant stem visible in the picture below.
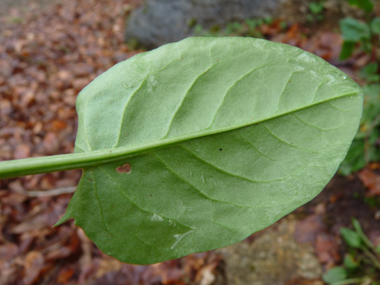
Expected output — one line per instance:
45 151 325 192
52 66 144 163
354 219 376 252
0 148 132 179
22 187 76 197
363 248 380 270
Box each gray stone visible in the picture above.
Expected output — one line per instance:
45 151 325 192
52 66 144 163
216 216 323 285
125 0 287 49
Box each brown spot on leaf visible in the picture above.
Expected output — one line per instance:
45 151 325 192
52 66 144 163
116 163 131 174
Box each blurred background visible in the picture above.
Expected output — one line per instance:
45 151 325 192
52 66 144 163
0 0 379 284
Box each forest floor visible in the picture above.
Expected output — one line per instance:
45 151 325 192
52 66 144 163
0 0 379 284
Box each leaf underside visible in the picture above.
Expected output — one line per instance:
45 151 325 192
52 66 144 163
57 37 363 264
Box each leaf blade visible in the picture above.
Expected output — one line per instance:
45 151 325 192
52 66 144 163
340 18 371 42
14 37 362 264
347 0 374 12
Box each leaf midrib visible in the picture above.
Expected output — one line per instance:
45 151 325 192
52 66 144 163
90 91 360 158
0 91 360 179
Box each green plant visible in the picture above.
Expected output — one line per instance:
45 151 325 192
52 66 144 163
339 0 380 175
364 195 380 208
323 218 380 285
340 83 380 174
193 16 275 38
0 37 363 264
339 0 379 61
9 17 23 24
307 1 325 23
347 0 374 13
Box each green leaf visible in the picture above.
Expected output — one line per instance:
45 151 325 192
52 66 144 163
352 218 363 233
362 84 380 124
352 218 375 250
0 38 363 264
361 39 373 54
360 63 380 82
309 2 325 14
340 18 371 42
340 140 366 175
364 84 380 103
344 253 360 269
372 17 380 35
369 128 380 145
341 228 362 248
340 41 356 60
347 0 374 12
340 80 380 175
263 16 273 24
323 267 348 284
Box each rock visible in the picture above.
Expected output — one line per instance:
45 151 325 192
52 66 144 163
125 0 364 49
216 215 322 285
125 0 287 49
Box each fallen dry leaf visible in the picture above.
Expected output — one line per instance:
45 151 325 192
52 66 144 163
358 168 380 196
295 215 326 243
0 243 19 262
0 0 373 283
315 233 340 265
23 251 44 285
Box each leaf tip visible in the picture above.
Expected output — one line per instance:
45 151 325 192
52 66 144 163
53 212 73 227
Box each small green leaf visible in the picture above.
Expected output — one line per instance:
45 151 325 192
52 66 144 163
344 253 360 269
372 17 380 34
263 16 273 24
341 227 362 248
340 18 371 42
323 267 348 284
309 2 324 14
340 41 356 60
360 63 380 83
340 140 366 175
377 244 380 254
362 84 380 124
361 39 373 54
352 218 375 250
369 128 380 145
364 84 380 101
245 19 259 29
347 0 374 12
352 218 363 233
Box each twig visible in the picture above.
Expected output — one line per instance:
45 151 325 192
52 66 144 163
363 248 380 270
22 187 76 197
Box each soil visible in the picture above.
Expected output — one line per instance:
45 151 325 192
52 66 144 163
288 0 363 20
217 216 322 285
307 175 380 237
279 0 364 33
0 0 62 16
1 0 378 284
